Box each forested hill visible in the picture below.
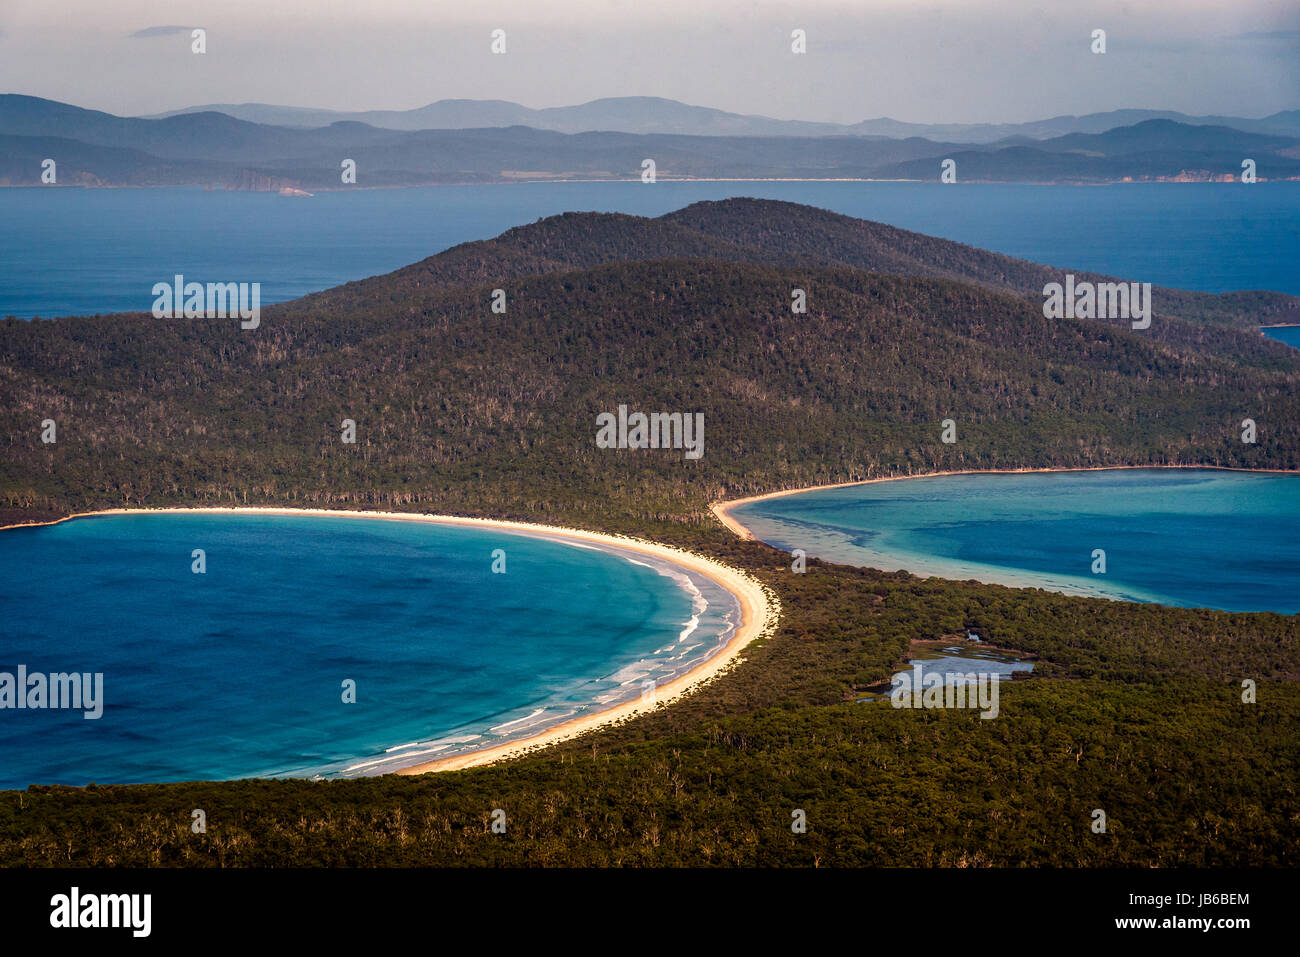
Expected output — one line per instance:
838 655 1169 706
3 210 1298 526
664 199 1298 329
302 199 1299 344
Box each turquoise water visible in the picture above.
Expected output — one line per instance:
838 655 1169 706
0 513 738 789
1264 326 1300 348
1 181 1298 318
731 469 1300 614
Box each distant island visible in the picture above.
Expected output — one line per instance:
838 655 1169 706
3 95 1299 188
139 96 1300 141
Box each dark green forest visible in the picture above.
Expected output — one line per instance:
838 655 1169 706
0 199 1296 866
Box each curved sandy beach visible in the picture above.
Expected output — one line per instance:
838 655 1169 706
1 506 778 776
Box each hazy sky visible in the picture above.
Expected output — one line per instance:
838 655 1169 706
2 0 1297 122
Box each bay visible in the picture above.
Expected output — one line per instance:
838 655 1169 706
0 512 737 788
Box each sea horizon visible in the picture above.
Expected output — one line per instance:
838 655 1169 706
3 180 1298 319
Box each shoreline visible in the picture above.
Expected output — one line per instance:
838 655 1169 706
711 463 1300 541
0 506 777 776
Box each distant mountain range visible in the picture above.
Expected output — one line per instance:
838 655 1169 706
3 95 1299 187
143 96 1300 143
871 120 1300 182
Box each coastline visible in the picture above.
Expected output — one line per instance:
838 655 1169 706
711 463 1300 541
0 506 777 776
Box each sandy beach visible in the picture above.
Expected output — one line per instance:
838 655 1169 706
0 505 778 776
710 464 1300 541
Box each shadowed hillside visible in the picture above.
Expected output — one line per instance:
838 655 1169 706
3 201 1298 525
302 199 1300 350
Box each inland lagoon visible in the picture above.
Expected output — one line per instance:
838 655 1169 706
722 468 1300 614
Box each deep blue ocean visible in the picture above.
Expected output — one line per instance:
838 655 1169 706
731 469 1300 614
1 181 1298 318
0 514 737 788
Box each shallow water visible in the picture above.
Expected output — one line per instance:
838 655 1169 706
731 469 1300 614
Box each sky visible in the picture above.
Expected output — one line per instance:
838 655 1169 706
1 0 1297 123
